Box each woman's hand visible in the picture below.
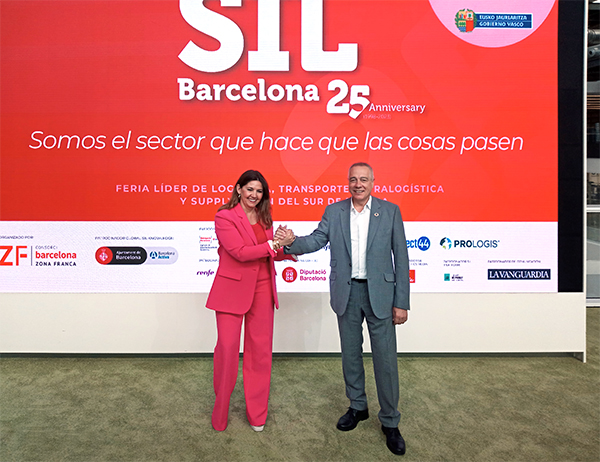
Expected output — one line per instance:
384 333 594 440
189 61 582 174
275 226 295 247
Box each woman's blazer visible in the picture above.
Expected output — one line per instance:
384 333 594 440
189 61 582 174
206 204 288 314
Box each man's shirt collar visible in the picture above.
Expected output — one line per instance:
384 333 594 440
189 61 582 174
351 195 372 214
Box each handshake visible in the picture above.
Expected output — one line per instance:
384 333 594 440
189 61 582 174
273 225 296 251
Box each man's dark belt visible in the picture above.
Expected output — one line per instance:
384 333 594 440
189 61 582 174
351 278 367 283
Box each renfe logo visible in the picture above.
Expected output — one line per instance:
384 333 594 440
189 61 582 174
179 0 358 73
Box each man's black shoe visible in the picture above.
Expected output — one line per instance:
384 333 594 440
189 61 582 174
381 426 406 455
336 407 369 431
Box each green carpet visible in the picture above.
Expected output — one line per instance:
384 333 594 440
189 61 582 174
1 309 598 462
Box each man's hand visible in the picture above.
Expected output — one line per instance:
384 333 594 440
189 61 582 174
393 307 408 325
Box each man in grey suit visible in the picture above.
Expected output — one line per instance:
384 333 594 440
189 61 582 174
277 162 409 456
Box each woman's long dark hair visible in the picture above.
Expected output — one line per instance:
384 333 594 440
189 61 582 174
218 170 273 228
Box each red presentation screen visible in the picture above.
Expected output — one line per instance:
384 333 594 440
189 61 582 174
0 0 572 293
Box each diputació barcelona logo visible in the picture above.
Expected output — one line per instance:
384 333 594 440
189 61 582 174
282 267 297 283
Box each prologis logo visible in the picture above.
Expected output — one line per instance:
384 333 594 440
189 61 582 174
440 237 452 250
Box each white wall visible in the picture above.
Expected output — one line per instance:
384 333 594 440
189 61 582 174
0 292 586 356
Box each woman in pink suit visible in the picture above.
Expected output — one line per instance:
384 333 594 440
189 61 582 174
206 170 295 432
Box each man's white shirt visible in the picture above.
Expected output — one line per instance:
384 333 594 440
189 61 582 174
350 196 372 279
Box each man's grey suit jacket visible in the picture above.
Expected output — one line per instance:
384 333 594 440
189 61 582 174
286 196 410 319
